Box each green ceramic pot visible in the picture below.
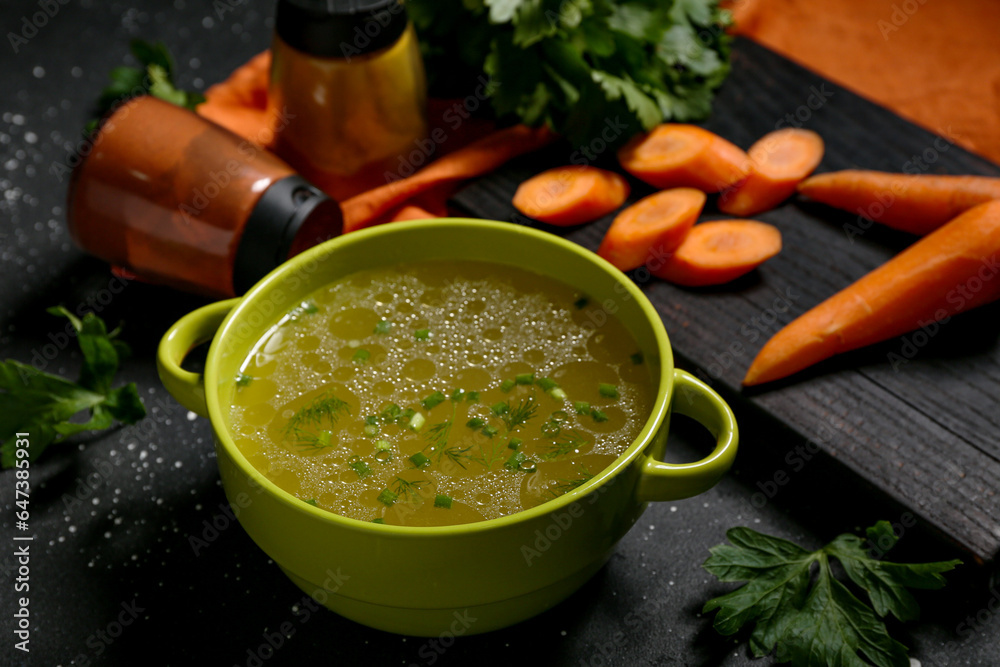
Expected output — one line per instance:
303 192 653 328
158 219 737 636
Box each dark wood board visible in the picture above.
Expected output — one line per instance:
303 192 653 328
451 38 1000 563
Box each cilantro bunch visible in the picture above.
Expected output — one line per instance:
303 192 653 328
408 0 733 147
0 308 146 467
703 522 961 667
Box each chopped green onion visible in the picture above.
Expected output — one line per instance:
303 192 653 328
421 391 447 410
599 383 619 399
465 391 480 403
491 401 509 416
500 379 516 393
302 301 319 314
630 351 644 365
434 494 453 509
352 348 371 364
371 517 385 524
316 430 333 447
414 328 431 341
235 373 253 387
549 387 568 401
374 319 392 334
573 296 589 309
375 439 393 451
515 373 534 385
574 401 591 415
398 407 416 425
409 412 426 432
365 415 378 425
380 403 401 422
536 377 558 391
363 424 380 437
504 451 526 471
450 388 465 402
591 408 608 423
508 438 523 450
466 417 485 429
377 489 398 506
481 425 498 438
303 498 319 507
350 460 372 478
409 452 430 468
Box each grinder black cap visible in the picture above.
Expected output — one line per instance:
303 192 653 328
275 0 409 58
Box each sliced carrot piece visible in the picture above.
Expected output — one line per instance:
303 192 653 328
718 128 824 216
512 166 630 226
743 199 1000 386
597 188 706 271
617 124 750 193
651 220 782 286
797 170 1000 235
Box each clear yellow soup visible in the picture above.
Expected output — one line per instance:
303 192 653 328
228 260 655 526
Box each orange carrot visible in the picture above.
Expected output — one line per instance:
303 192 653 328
341 124 556 233
597 188 706 271
617 124 750 193
651 220 782 286
743 200 1000 386
512 166 630 227
718 128 824 216
797 170 1000 236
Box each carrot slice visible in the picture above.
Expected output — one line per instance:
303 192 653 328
797 170 1000 235
597 188 706 271
617 124 750 193
651 220 782 286
718 128 824 216
512 166 630 226
341 124 556 233
743 199 1000 386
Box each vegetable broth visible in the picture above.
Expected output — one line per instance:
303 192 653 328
228 260 655 526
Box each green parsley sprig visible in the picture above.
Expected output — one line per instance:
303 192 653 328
702 521 961 667
409 0 732 147
0 307 146 467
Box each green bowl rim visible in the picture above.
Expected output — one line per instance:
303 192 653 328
205 218 674 536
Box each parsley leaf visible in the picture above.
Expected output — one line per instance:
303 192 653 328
702 522 960 666
0 308 146 467
410 0 732 147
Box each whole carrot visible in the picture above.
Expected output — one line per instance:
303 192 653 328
743 200 1000 386
797 170 1000 236
341 124 556 233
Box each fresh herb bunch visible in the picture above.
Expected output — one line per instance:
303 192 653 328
89 39 204 132
408 0 733 147
702 521 961 667
0 308 146 467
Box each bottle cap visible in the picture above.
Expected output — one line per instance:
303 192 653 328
275 0 409 58
233 175 343 294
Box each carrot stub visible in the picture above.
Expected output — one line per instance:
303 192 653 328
617 124 750 193
597 188 706 271
797 170 1000 236
743 200 1000 386
718 128 824 216
512 166 630 226
651 220 782 286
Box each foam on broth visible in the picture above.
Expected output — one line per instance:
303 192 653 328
228 260 655 526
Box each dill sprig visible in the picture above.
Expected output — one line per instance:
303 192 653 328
283 391 350 449
542 428 590 460
438 445 474 469
423 419 453 451
391 476 428 502
550 468 595 497
499 396 538 431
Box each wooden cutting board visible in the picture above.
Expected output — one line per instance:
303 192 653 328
450 38 1000 563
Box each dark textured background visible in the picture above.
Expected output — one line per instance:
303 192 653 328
0 1 998 665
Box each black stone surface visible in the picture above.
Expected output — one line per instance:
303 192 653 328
0 2 998 666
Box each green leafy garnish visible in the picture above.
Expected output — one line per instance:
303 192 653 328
573 401 591 415
377 489 398 507
408 452 430 468
390 476 429 502
515 373 534 385
372 517 386 524
408 0 732 147
466 417 486 429
702 522 961 666
591 408 608 423
374 319 392 334
599 383 619 399
414 328 431 341
91 40 205 132
465 391 480 403
284 391 350 450
0 307 146 467
421 391 447 410
352 349 371 364
550 467 595 497
434 494 453 509
349 458 372 478
542 428 589 460
303 498 319 507
500 379 516 393
235 373 253 387
499 396 538 431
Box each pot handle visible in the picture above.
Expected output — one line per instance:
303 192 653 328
157 299 240 418
636 369 738 503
